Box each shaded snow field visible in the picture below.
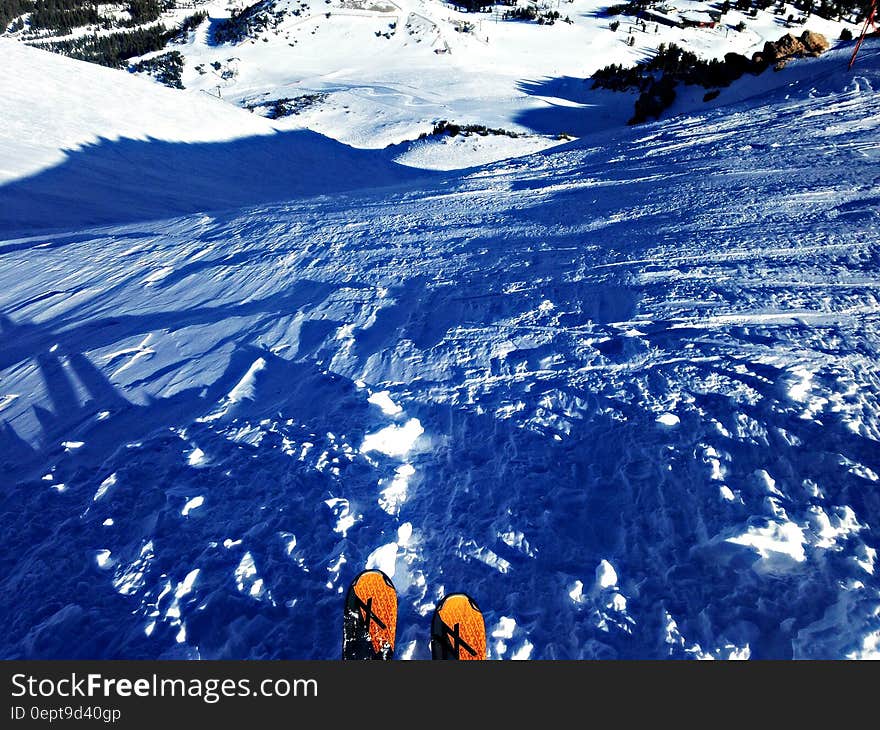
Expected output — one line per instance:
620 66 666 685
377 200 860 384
0 44 879 659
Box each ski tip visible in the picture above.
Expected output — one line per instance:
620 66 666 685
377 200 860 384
431 592 487 661
343 569 398 660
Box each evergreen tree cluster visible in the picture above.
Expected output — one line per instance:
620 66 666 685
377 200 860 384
129 48 183 87
30 11 204 67
245 92 329 118
29 1 102 32
2 0 170 35
502 5 565 23
213 0 286 44
0 0 34 32
124 0 164 27
594 31 832 125
450 0 493 11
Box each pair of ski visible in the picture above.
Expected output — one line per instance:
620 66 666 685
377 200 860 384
343 569 486 660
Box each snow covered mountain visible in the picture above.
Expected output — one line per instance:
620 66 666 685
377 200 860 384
3 0 863 168
0 34 878 659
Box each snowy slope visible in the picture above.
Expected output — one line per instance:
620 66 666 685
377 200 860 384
0 40 426 232
3 1 859 170
167 0 857 163
0 42 879 659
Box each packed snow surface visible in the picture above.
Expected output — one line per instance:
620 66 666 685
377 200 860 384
0 40 879 659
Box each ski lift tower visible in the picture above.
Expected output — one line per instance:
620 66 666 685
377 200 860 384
849 0 878 69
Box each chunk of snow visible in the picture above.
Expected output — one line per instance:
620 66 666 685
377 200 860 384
187 447 208 467
727 521 807 565
93 473 117 501
227 358 266 404
235 551 268 600
854 545 877 575
361 418 424 457
807 505 862 549
491 617 516 639
595 559 618 589
175 569 200 599
367 390 403 416
789 368 813 402
325 498 359 537
656 413 680 427
181 495 204 516
510 640 533 660
379 463 415 515
397 522 413 546
366 542 398 578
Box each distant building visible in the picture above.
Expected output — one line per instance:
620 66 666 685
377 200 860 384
680 10 719 28
639 8 683 28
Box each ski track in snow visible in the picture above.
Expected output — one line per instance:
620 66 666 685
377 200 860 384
1 47 879 659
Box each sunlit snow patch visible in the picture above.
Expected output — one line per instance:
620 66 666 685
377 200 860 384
93 473 117 501
510 641 534 660
234 551 270 601
853 545 876 575
367 391 403 416
113 540 154 595
181 496 204 517
489 616 519 658
806 505 862 549
378 464 415 516
365 523 414 579
366 542 399 578
726 521 807 570
847 621 880 660
187 447 208 467
656 413 680 427
200 358 266 421
325 498 360 537
228 358 266 403
595 559 618 589
456 539 510 573
361 418 424 457
788 367 813 402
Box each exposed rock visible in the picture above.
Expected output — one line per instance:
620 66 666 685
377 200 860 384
800 30 830 56
757 30 828 71
766 34 808 62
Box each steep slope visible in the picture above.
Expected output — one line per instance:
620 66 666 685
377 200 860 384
0 44 878 659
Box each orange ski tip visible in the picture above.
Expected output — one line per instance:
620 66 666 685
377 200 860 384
351 569 397 656
436 593 486 660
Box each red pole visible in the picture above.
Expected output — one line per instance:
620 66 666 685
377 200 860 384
849 0 878 70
